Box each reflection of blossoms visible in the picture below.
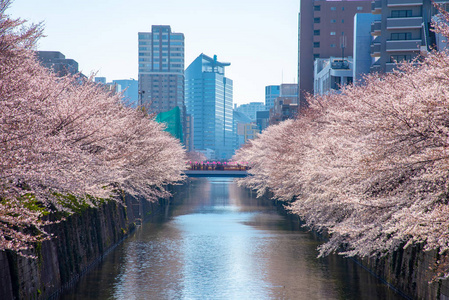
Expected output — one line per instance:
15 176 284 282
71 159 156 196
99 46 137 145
234 6 449 279
0 0 185 254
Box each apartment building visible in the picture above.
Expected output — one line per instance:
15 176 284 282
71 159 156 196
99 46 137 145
370 0 449 73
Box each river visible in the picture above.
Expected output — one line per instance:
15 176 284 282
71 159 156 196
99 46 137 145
60 177 405 300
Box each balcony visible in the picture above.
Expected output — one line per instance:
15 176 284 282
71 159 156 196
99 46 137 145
331 60 350 69
386 17 423 29
385 63 398 73
371 0 382 14
385 62 420 72
386 40 422 52
371 42 381 57
387 0 423 7
371 21 381 36
370 63 381 73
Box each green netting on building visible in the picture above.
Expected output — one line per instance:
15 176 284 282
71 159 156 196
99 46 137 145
155 106 183 143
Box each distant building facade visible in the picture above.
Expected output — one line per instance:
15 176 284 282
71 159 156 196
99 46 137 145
233 110 253 149
269 98 299 126
353 13 381 82
256 110 270 133
113 79 138 108
265 85 280 110
298 0 371 105
94 77 107 84
36 51 79 76
235 102 266 122
185 114 194 152
269 83 299 125
185 54 234 160
237 123 259 147
369 0 449 73
314 57 353 95
94 77 139 108
138 25 185 115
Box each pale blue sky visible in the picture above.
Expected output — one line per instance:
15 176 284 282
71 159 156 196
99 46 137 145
8 0 299 105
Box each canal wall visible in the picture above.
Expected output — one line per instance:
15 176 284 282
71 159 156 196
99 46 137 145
263 193 449 300
359 246 449 300
0 193 170 300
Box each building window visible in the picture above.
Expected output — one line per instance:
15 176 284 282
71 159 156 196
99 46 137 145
331 7 336 11
342 19 344 23
314 5 320 11
391 10 413 18
314 30 320 36
390 55 412 62
357 6 363 11
391 32 412 40
330 44 336 48
331 19 336 23
139 33 150 40
314 42 320 48
314 17 320 23
313 54 320 59
330 32 336 36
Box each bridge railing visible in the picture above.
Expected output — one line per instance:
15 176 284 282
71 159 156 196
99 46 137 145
186 161 250 171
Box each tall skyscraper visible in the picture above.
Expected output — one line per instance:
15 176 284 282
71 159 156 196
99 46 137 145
298 0 371 105
185 54 234 160
138 25 185 115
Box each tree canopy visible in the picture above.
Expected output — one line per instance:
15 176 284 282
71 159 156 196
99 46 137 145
0 0 186 254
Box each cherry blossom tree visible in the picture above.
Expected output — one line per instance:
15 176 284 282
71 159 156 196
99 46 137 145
0 0 186 254
234 6 449 278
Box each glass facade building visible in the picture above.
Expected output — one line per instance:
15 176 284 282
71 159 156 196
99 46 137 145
185 54 234 160
138 25 185 115
265 85 280 110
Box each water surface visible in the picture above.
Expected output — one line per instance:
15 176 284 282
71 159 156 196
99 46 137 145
61 177 404 300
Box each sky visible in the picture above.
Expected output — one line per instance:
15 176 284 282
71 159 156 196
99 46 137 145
8 0 300 106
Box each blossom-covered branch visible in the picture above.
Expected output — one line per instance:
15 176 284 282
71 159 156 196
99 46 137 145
0 0 186 253
234 6 449 278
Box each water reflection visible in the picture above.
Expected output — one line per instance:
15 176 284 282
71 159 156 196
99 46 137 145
61 178 404 300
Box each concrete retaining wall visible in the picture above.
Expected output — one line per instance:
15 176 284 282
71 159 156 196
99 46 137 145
0 194 169 300
267 196 449 300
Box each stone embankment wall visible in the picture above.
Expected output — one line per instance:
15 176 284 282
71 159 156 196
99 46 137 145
0 194 169 300
361 246 449 300
266 194 449 300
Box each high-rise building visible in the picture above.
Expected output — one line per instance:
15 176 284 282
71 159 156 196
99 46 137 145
138 25 185 115
265 85 280 110
298 0 372 105
369 0 448 73
185 54 234 160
